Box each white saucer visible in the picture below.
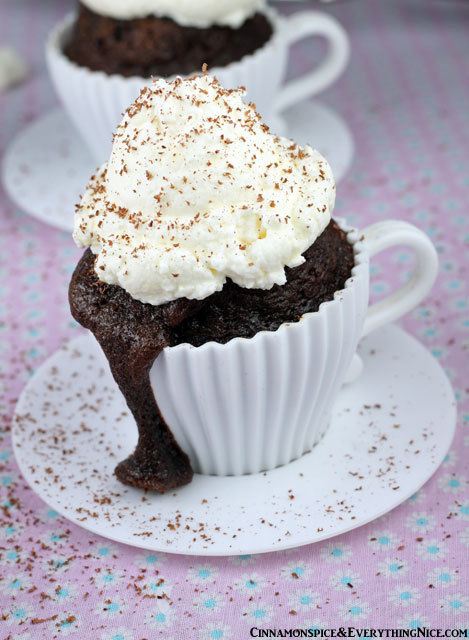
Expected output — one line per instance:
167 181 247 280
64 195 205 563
12 325 455 556
2 101 354 232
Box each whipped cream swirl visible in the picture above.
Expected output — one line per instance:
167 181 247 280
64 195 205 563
80 0 265 28
74 75 335 306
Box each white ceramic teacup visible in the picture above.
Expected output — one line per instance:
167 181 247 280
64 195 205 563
150 219 438 477
46 8 350 162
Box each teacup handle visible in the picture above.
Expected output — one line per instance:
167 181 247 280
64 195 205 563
273 11 350 114
361 220 438 335
344 220 438 384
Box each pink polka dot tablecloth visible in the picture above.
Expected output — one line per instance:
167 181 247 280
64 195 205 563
0 0 468 637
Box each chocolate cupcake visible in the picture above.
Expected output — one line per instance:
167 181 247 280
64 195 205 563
46 1 278 162
46 1 350 163
65 1 272 78
69 74 360 492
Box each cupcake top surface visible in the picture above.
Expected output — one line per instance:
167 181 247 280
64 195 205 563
79 0 265 28
74 74 335 306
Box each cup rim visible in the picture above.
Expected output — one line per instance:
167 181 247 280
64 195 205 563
165 217 369 354
46 7 284 83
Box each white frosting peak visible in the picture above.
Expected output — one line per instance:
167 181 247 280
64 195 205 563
74 75 335 306
80 0 265 28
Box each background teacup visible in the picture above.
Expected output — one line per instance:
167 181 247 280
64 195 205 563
150 219 438 477
46 7 350 163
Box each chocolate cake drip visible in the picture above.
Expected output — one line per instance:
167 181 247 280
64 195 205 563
69 251 201 491
69 220 354 492
65 3 273 77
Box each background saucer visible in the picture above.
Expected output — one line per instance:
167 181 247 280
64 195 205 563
12 324 456 556
2 100 354 232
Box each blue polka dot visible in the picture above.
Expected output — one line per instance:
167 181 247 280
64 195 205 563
341 576 353 584
292 567 304 575
449 478 460 488
98 547 110 556
409 620 422 630
13 608 26 619
439 573 451 583
450 600 462 609
427 545 439 555
204 598 216 609
210 632 223 640
9 579 21 589
389 564 399 573
7 551 19 560
57 588 69 597
47 510 58 518
103 574 114 583
331 548 343 557
146 555 157 563
113 635 125 640
350 606 362 615
300 596 313 605
460 506 469 516
416 518 428 526
378 536 390 545
253 609 266 619
400 592 412 601
108 603 119 612
155 613 166 622
53 559 66 569
245 580 257 589
198 569 210 579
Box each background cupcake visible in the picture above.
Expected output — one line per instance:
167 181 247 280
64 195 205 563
46 0 350 161
64 0 272 77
